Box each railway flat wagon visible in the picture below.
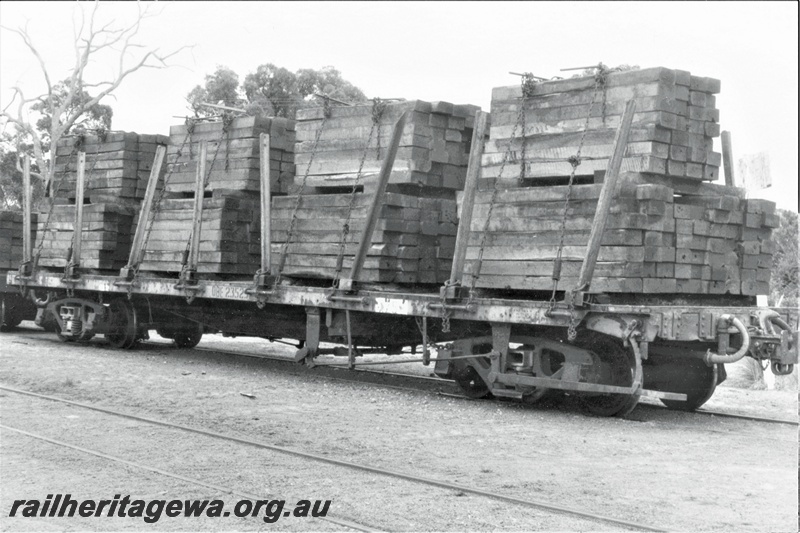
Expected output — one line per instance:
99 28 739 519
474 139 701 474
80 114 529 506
7 66 798 417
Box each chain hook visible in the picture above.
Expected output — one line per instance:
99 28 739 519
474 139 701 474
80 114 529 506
547 65 607 316
322 96 333 119
221 111 235 133
468 85 528 301
73 133 85 152
184 117 196 134
372 98 387 160
521 72 539 98
330 103 380 288
277 103 331 285
594 62 609 86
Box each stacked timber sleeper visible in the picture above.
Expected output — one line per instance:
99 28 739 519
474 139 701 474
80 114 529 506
273 100 479 284
36 131 167 270
52 132 169 205
34 204 137 270
484 66 722 186
464 66 775 296
164 116 295 194
138 116 295 275
0 210 34 270
462 181 776 295
272 191 458 283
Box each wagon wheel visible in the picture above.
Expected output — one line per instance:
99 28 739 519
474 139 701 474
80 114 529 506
0 297 23 330
454 365 491 399
575 332 640 417
660 362 720 412
172 323 204 349
104 299 139 349
55 327 72 342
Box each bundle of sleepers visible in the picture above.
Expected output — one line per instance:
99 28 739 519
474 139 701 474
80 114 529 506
463 66 774 296
293 100 480 192
274 99 480 284
0 210 35 269
52 132 168 205
271 191 456 284
461 177 776 295
138 195 260 275
34 204 136 270
136 116 296 276
483 67 721 187
165 116 295 195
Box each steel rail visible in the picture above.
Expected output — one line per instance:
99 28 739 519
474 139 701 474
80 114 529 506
636 403 798 426
694 408 798 425
1 385 667 532
0 423 373 532
6 331 797 427
191 345 800 427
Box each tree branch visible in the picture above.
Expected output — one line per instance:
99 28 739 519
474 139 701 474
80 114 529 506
0 23 53 100
4 1 190 189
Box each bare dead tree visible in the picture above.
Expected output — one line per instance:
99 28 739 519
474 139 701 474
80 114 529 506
0 1 189 191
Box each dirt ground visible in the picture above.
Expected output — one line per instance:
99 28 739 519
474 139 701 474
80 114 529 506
1 323 797 532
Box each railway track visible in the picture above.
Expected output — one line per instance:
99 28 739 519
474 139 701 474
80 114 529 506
0 423 374 532
1 384 668 532
5 327 798 426
190 344 800 427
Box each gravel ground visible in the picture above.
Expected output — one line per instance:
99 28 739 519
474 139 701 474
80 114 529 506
1 324 797 532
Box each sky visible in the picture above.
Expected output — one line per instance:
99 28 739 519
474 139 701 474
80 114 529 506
1 1 797 210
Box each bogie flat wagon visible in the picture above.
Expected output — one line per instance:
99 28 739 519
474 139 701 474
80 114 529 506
7 68 798 417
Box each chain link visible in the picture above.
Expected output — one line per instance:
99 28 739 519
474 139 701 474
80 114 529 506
567 305 579 341
439 280 455 333
519 73 538 183
595 63 609 126
204 112 233 189
66 150 101 272
372 98 387 160
179 113 233 274
33 134 86 267
331 110 380 288
36 133 103 273
546 63 610 340
126 119 196 296
276 103 332 285
465 76 532 309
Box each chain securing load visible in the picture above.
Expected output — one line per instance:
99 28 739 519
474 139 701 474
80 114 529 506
121 118 194 299
462 72 544 325
178 112 234 286
29 131 90 285
276 97 333 286
330 99 384 289
545 63 610 341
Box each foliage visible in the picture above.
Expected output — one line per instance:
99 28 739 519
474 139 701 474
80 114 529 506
187 64 367 119
769 209 799 308
0 142 24 210
0 134 45 210
30 79 114 151
187 66 244 112
2 77 114 205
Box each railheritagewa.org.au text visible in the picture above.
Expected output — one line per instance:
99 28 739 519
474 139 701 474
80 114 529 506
8 494 331 523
